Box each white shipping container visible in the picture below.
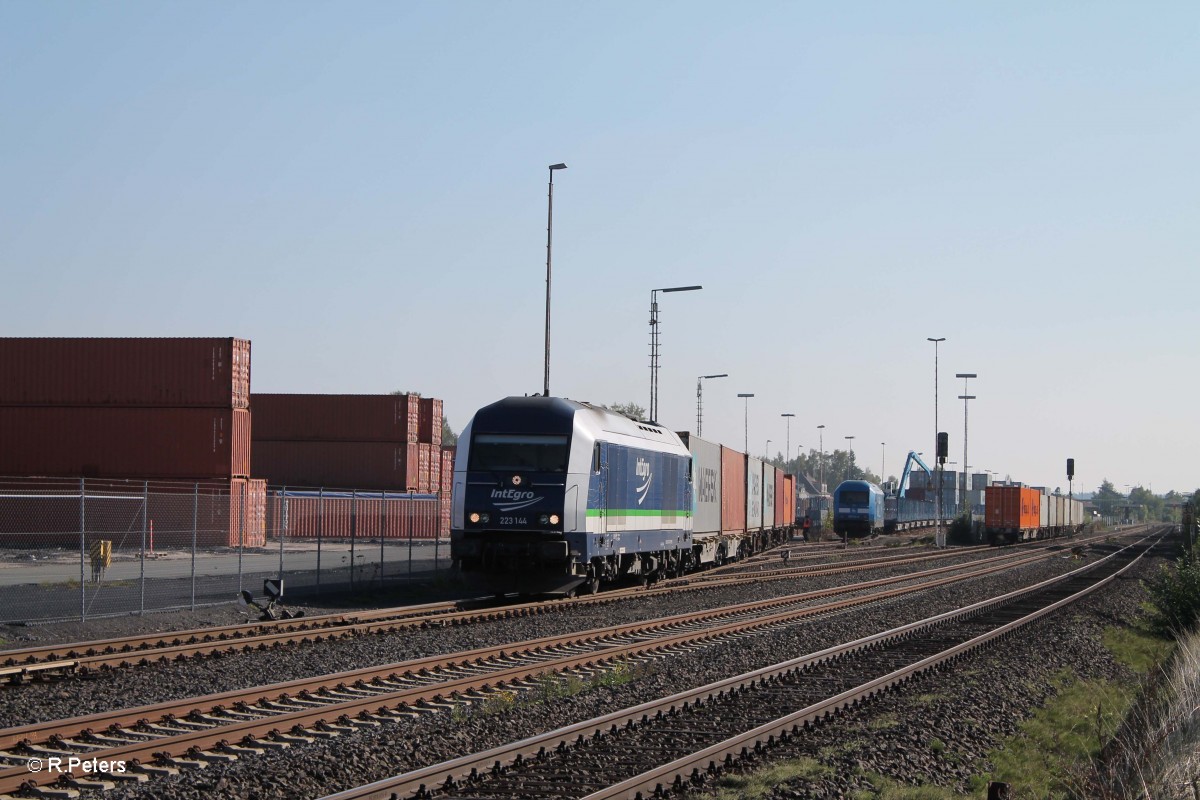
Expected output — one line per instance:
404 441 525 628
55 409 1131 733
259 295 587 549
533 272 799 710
746 456 764 531
763 463 776 529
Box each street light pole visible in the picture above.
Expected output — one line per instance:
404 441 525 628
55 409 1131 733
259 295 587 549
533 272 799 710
927 337 945 470
650 285 703 422
544 163 567 397
817 424 825 492
845 435 855 480
765 439 772 460
956 372 977 517
737 393 754 453
781 413 795 472
881 442 886 487
696 373 728 436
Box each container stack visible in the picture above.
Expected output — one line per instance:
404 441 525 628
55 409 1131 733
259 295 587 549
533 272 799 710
439 446 455 537
0 338 263 547
250 394 441 492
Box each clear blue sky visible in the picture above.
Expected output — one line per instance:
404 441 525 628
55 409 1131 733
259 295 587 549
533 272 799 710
2 2 1196 494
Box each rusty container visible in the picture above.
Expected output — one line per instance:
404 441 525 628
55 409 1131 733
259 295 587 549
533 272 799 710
266 490 438 540
251 394 420 442
720 445 746 534
774 470 787 528
418 398 443 445
782 474 796 526
0 407 250 479
416 444 433 493
0 337 250 408
440 448 455 493
251 441 418 491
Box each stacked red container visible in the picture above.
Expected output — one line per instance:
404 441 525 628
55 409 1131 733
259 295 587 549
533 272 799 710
0 338 252 480
0 337 258 549
250 393 443 493
439 447 455 537
418 398 443 447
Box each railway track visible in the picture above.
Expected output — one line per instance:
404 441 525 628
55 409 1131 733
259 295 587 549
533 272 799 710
318 530 1162 800
0 537 1098 797
0 537 1072 681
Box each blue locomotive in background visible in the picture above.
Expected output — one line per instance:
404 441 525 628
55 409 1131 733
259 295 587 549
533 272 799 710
832 479 886 536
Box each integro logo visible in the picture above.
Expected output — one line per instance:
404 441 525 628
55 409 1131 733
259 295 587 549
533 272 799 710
635 457 653 505
490 488 540 512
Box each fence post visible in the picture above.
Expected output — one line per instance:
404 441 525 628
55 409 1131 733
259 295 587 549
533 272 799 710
379 491 385 590
279 486 287 584
191 482 198 610
350 490 357 590
139 480 147 614
79 477 86 622
317 487 323 595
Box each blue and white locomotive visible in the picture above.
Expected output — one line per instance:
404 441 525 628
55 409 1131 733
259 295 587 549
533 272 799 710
832 479 886 536
450 396 694 595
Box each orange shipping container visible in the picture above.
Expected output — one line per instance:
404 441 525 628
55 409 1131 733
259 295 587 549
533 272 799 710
0 337 250 408
720 446 746 534
985 485 1041 531
0 407 250 479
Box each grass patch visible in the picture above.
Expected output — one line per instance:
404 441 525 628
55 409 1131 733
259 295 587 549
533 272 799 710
848 772 964 799
1103 624 1174 675
987 672 1137 798
868 712 899 730
710 758 831 799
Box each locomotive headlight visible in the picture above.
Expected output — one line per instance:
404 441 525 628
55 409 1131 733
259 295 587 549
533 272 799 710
539 514 549 525
480 513 490 523
549 514 560 525
469 512 481 524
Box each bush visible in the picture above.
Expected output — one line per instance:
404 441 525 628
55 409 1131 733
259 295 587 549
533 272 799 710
1144 550 1200 636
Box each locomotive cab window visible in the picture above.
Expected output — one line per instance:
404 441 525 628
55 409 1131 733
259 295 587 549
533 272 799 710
469 434 569 473
592 443 601 474
840 490 869 504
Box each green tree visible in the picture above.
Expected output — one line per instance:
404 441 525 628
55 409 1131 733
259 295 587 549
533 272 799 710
441 417 458 447
604 401 646 421
1093 479 1124 520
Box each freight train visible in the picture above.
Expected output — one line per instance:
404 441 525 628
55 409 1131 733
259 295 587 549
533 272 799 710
984 484 1086 544
449 396 795 595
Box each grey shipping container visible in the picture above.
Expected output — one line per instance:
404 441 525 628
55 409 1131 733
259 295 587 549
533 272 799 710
679 433 722 535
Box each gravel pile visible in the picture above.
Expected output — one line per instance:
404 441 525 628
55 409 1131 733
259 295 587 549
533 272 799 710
77 548 1151 800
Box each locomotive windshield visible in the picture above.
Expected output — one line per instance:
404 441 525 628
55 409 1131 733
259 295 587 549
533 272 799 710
469 433 569 473
840 490 869 505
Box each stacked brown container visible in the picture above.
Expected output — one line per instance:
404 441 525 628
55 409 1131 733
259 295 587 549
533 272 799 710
250 393 442 493
0 338 261 547
439 446 455 537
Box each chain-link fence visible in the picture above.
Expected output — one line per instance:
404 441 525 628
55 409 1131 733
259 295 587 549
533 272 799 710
0 477 448 623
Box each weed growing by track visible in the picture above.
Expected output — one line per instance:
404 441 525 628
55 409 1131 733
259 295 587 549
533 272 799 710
451 660 655 723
